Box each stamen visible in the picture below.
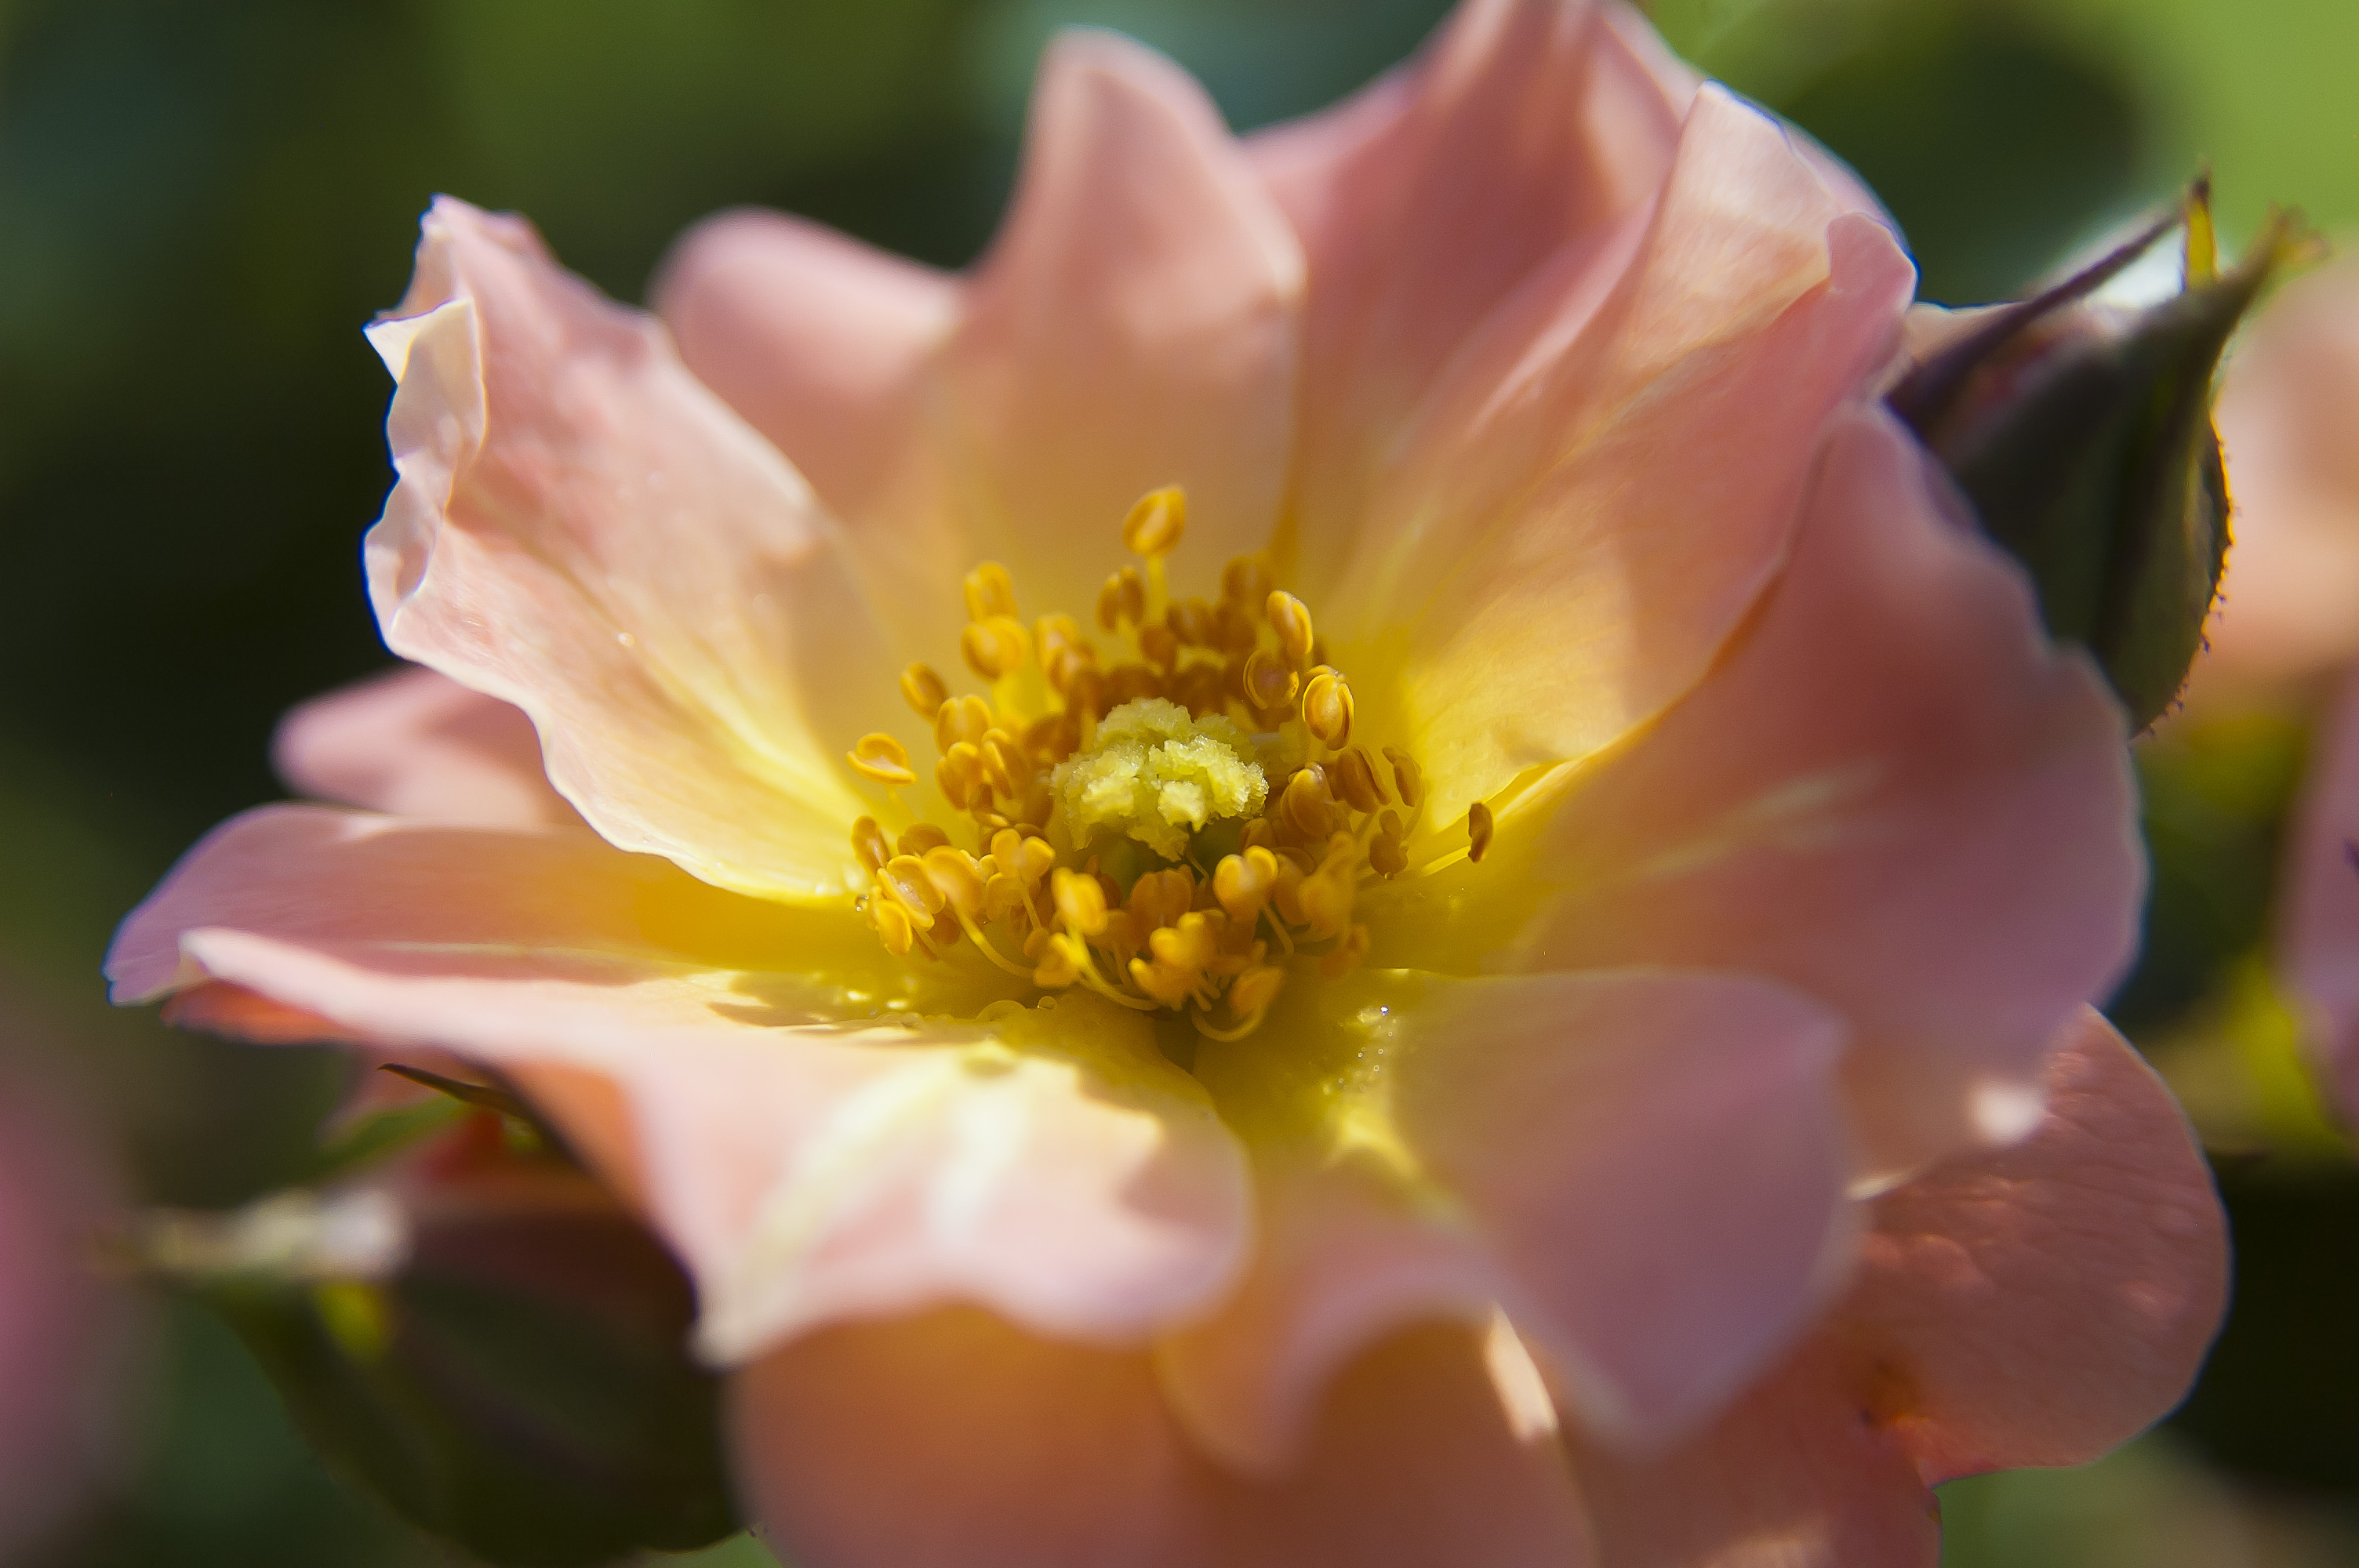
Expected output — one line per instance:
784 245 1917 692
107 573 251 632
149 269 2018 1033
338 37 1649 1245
961 617 1029 681
965 562 1020 622
850 816 892 874
1097 567 1147 633
1468 801 1495 863
900 663 948 717
848 733 917 786
1331 746 1389 815
1302 671 1353 749
1383 746 1425 811
935 695 993 753
1122 487 1187 557
1242 649 1298 712
1265 591 1315 666
1222 554 1273 609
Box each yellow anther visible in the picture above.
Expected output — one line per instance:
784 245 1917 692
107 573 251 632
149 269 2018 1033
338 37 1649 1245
1167 597 1217 648
1240 817 1279 852
1302 670 1353 750
1227 964 1286 1018
1297 860 1355 940
1150 911 1223 971
1369 811 1408 877
1270 851 1310 927
1321 922 1371 981
1221 554 1273 608
850 815 892 875
1383 746 1425 811
1097 567 1147 633
1213 847 1279 924
936 742 984 811
935 694 992 754
1052 867 1110 937
1213 600 1260 655
982 872 1027 925
921 845 987 919
964 561 1020 622
896 822 951 858
1027 710 1083 764
1129 866 1194 933
1281 765 1339 841
1129 955 1201 1007
847 732 917 786
1122 485 1187 557
899 663 948 719
1094 906 1143 958
1242 648 1298 713
1468 800 1495 863
869 895 917 957
961 615 1030 681
992 829 1056 888
1033 931 1085 989
1331 746 1389 814
878 855 944 925
1266 591 1315 665
980 731 1034 799
1140 622 1181 673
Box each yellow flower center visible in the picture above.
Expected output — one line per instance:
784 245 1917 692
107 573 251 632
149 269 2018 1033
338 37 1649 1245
841 485 1478 1040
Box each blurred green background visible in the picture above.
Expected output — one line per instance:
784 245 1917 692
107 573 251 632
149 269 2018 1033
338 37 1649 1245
3 0 2359 1562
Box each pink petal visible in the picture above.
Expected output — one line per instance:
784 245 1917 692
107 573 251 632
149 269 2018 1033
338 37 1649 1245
1165 968 1852 1467
107 805 1249 1359
366 197 892 903
1568 1011 2220 1566
2190 257 2359 705
920 30 1303 623
2284 671 2359 1122
1249 0 1692 597
730 1308 1592 1568
1328 89 1916 837
1571 1336 1938 1568
274 663 578 829
1449 405 2138 1179
1830 1008 2226 1480
652 208 956 524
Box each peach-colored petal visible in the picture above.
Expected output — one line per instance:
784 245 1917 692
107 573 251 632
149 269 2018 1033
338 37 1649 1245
1165 968 1852 1468
914 30 1303 624
732 1308 1591 1568
366 197 892 902
2191 257 2359 706
274 663 578 829
1568 1011 2222 1566
107 805 1249 1359
1249 0 1691 597
1571 1335 1939 1568
652 209 956 524
1831 1008 2226 1481
2282 670 2359 1122
1409 406 2138 1180
1327 90 1916 835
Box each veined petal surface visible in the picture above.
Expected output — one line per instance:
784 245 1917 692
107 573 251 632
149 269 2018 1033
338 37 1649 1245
366 197 892 903
1321 89 1915 833
106 806 1250 1359
1384 406 2139 1179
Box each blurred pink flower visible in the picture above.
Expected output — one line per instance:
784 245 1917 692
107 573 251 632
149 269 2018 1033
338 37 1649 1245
0 1035 133 1555
110 2 2222 1562
2193 257 2359 710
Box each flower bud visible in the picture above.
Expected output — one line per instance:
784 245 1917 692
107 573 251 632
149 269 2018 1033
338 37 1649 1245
1889 180 2317 730
125 1096 736 1567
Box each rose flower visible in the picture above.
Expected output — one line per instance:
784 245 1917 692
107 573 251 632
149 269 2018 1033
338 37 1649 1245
111 3 2224 1563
